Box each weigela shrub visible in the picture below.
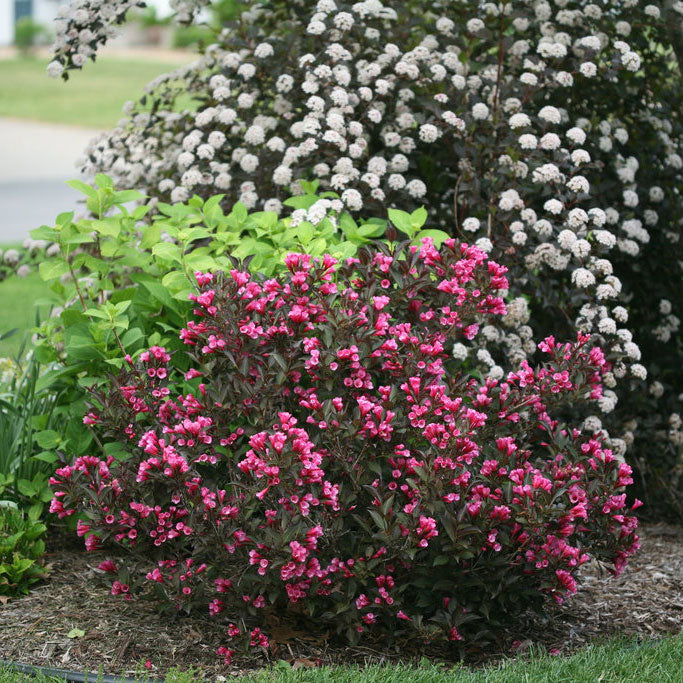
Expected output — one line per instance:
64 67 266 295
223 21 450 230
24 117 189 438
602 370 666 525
48 0 683 515
50 240 640 659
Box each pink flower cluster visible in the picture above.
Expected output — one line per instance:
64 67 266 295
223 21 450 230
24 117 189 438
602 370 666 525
51 240 639 660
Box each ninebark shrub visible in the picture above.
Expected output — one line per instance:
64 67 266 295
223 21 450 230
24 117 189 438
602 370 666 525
47 0 683 516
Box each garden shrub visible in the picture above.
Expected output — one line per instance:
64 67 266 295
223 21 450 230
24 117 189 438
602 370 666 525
46 0 683 517
172 25 213 49
50 239 640 659
0 506 47 596
14 17 48 53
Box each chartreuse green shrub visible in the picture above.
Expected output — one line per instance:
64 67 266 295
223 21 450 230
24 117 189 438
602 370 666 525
25 175 444 490
0 505 47 595
51 238 639 664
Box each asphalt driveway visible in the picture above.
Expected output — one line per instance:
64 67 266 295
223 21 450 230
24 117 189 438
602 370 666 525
0 117 95 243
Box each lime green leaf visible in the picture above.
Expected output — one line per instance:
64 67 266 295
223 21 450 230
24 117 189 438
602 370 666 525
55 211 75 227
32 451 58 464
414 229 450 247
297 222 314 244
114 300 132 315
91 218 121 238
152 242 182 263
227 202 248 227
28 503 44 520
357 222 386 238
184 251 216 272
387 208 414 236
140 224 162 250
17 479 38 497
94 173 114 189
30 225 60 241
84 308 109 320
161 270 191 292
112 189 145 204
66 179 97 198
411 206 428 229
121 328 145 350
38 260 69 281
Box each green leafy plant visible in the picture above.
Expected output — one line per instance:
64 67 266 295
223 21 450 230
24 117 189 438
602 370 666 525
135 6 171 29
172 25 214 49
0 506 47 595
0 350 61 518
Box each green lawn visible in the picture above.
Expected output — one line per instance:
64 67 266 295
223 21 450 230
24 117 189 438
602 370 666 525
0 55 192 129
0 259 51 359
0 636 681 682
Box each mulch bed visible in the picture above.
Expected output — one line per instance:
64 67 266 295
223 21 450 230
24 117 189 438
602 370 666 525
0 524 681 678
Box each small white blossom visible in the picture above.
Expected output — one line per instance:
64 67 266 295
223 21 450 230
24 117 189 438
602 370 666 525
472 103 490 120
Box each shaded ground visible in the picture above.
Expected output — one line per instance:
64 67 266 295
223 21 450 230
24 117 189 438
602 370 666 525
0 525 681 678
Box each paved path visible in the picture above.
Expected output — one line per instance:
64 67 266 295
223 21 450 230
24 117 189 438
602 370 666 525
0 117 97 243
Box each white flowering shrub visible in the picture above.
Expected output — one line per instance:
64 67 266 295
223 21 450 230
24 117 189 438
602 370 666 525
48 0 683 516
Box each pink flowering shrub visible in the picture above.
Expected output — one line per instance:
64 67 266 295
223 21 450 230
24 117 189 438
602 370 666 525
50 240 639 659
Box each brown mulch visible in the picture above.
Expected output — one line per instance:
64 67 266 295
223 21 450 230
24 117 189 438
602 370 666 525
0 524 681 678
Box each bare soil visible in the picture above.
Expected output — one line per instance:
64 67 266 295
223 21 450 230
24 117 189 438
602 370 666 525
0 524 681 678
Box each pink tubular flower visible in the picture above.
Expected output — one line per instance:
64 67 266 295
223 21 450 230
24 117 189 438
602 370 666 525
555 569 578 595
355 593 370 609
84 534 101 552
449 627 464 641
97 560 118 573
249 627 269 649
111 581 129 596
372 295 391 310
195 271 214 287
217 646 234 665
416 515 438 547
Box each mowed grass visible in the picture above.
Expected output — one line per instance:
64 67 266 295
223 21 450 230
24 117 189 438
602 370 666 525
0 55 193 129
0 636 681 682
242 635 683 683
0 270 50 359
0 243 51 359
